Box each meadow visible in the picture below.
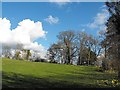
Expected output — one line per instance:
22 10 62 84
2 58 119 88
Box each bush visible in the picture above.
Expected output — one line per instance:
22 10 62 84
97 79 120 87
96 66 104 72
102 59 109 71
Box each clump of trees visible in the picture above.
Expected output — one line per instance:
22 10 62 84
2 44 32 60
2 43 47 62
48 31 101 65
2 45 12 58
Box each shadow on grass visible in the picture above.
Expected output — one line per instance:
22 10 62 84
2 71 98 88
69 70 117 80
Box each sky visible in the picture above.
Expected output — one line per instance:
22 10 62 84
1 2 109 58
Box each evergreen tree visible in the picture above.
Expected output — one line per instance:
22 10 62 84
104 1 120 78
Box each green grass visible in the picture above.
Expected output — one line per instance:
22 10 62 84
2 58 118 88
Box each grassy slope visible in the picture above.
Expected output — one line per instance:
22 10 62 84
2 58 117 88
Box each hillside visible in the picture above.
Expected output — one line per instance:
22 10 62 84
2 58 118 88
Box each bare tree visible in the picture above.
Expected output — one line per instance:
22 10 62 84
2 45 11 58
77 32 87 65
14 43 23 60
77 32 98 65
48 43 62 63
57 31 77 64
48 31 100 66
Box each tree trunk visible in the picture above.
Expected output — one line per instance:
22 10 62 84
88 59 89 66
88 49 91 66
77 55 81 65
66 47 71 64
118 70 120 79
118 62 120 79
105 45 107 58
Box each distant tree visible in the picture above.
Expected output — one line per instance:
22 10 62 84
99 30 107 58
48 31 77 64
48 43 62 63
26 50 31 60
15 51 21 60
48 31 100 66
92 37 102 60
77 32 87 65
14 44 23 60
85 35 95 65
77 32 99 65
2 45 11 58
57 31 77 64
22 49 31 60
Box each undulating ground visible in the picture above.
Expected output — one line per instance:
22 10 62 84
2 58 119 88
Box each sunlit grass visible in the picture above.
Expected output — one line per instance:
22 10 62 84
2 58 118 88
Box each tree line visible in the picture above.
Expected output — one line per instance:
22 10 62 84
47 31 101 65
2 44 32 60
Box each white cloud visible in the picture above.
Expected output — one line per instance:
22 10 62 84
0 44 2 56
87 7 109 30
100 5 106 9
49 0 70 6
0 18 47 58
23 42 45 52
44 15 59 24
0 18 12 44
49 0 70 2
24 42 47 58
13 19 47 41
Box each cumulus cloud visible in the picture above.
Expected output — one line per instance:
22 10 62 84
0 18 12 44
49 0 70 6
0 18 47 58
87 6 109 31
44 15 59 24
24 42 47 58
23 42 45 52
0 44 2 56
49 0 70 2
13 19 46 41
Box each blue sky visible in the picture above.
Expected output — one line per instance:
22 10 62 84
2 2 108 49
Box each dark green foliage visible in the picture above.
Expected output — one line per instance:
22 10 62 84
102 1 120 78
102 59 109 71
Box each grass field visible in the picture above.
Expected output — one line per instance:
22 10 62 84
2 58 119 88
